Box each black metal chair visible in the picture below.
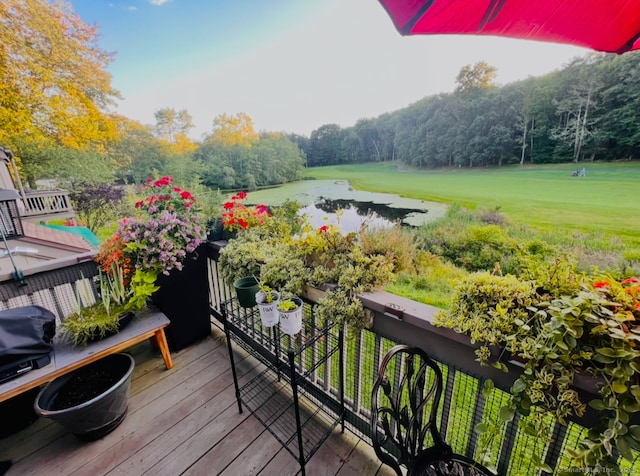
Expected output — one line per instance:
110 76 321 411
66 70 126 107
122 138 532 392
370 345 495 476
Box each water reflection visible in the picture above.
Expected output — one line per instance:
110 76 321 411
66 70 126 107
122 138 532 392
302 198 427 234
246 179 447 234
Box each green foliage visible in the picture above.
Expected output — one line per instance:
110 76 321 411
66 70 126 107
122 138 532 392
256 281 278 304
61 270 130 346
419 210 522 273
385 251 467 308
220 207 399 332
277 298 300 312
126 270 160 311
61 303 125 347
436 259 640 471
194 131 305 190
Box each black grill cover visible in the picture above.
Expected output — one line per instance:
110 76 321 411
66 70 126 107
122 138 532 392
0 306 56 360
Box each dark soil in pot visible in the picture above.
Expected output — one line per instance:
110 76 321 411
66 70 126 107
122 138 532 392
50 364 124 410
34 353 134 441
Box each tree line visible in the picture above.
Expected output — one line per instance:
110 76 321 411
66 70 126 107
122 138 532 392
294 53 640 168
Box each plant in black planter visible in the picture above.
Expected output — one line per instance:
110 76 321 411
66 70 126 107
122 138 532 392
34 353 135 441
96 176 208 351
61 264 135 346
436 258 640 473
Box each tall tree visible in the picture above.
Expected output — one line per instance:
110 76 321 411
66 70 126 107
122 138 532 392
552 55 603 162
154 108 194 144
455 61 498 93
308 124 343 166
0 0 119 150
207 112 258 147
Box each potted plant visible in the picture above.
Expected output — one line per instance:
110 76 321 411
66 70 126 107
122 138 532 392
34 353 135 441
61 264 136 346
97 176 208 351
255 281 280 327
278 296 304 335
221 191 271 234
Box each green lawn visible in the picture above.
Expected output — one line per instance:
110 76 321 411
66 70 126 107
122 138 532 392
302 162 640 242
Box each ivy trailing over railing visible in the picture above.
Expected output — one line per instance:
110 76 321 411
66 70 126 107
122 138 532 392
435 258 640 472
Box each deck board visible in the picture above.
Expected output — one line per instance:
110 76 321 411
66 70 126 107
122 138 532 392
0 327 380 476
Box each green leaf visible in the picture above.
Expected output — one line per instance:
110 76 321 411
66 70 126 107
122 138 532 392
482 379 494 398
512 378 527 394
589 399 607 411
523 423 538 437
475 423 489 434
596 347 617 357
492 361 508 373
629 425 640 441
622 401 640 413
499 406 515 422
612 381 628 393
593 353 616 364
616 436 634 462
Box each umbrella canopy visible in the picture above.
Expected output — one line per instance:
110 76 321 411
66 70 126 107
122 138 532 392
378 0 640 54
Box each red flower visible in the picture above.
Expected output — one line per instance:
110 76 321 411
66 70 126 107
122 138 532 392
594 281 610 289
223 201 235 210
134 201 144 208
237 191 248 199
319 225 329 233
621 277 639 285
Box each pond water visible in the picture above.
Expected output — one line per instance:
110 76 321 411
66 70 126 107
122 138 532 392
245 180 448 234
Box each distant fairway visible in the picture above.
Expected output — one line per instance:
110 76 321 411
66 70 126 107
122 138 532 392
302 162 640 242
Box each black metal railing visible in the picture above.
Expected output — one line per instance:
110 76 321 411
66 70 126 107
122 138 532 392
205 241 640 475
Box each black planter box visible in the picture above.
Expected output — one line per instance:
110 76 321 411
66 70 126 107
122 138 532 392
152 243 211 351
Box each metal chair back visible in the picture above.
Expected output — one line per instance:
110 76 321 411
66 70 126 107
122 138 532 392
371 344 495 476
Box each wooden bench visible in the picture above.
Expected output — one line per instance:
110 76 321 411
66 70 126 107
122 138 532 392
0 254 173 404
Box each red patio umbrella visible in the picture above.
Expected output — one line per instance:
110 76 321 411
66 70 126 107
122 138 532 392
378 0 640 54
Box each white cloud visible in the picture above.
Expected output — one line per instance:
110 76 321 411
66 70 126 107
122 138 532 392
149 0 171 5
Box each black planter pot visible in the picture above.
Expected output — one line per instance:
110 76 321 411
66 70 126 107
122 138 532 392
34 353 135 441
151 243 211 351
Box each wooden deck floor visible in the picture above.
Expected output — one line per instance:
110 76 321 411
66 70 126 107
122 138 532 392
0 326 394 476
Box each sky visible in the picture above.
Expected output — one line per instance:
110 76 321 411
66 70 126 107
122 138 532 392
70 0 590 140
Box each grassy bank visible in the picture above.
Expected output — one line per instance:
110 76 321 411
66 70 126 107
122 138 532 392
302 162 640 244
